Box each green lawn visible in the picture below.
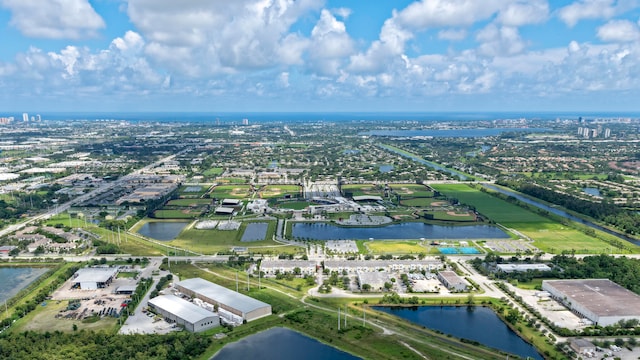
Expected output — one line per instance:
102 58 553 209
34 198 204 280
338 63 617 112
432 184 547 223
153 209 201 219
431 184 635 254
365 241 426 254
216 177 248 184
203 167 224 176
427 209 476 221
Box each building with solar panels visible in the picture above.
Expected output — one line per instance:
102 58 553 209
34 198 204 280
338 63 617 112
148 295 220 332
542 279 640 326
176 278 271 322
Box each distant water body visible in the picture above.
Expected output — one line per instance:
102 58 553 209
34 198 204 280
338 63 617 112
35 111 640 123
361 128 550 138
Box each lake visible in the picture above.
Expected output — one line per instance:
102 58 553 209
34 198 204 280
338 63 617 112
291 222 508 240
375 306 542 360
241 223 269 242
380 144 470 180
137 221 190 241
0 267 50 303
211 327 359 360
583 187 602 197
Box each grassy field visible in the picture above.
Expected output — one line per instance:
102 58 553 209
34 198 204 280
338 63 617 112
203 167 224 176
432 184 548 223
13 300 118 333
167 198 212 206
275 201 313 210
258 185 301 199
365 241 426 254
153 209 201 219
430 184 633 254
211 184 252 199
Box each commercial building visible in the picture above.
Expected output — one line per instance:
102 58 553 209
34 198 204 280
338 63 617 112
569 339 596 356
148 295 220 332
437 271 470 292
260 260 317 276
496 263 551 273
176 278 271 322
324 259 443 274
71 267 118 290
542 279 640 326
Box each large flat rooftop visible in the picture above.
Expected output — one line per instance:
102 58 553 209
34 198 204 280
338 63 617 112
543 279 640 317
176 278 270 315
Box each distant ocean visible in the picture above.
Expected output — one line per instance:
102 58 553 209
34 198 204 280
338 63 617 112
24 111 640 123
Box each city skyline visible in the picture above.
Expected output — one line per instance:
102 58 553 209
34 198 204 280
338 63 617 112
1 0 640 112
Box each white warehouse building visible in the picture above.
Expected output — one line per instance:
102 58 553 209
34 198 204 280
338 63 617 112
148 295 220 332
176 278 272 322
542 279 640 326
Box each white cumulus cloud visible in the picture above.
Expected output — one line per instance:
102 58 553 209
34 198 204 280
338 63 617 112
597 19 640 42
1 0 105 39
557 0 638 27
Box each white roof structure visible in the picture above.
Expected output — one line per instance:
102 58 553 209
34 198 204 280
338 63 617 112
222 199 242 205
148 295 217 324
214 207 235 214
496 263 551 273
352 195 383 202
73 267 118 283
177 278 270 316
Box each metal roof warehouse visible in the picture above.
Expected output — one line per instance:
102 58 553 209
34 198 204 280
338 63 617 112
72 267 118 290
176 278 271 322
148 295 220 332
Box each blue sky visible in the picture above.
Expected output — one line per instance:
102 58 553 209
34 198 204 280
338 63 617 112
1 0 640 113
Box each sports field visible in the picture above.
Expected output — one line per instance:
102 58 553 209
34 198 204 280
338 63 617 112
390 184 434 198
211 184 252 199
426 209 476 221
203 167 224 176
167 221 279 254
258 185 301 199
400 198 441 207
153 209 201 219
276 201 313 210
341 184 383 197
166 198 212 206
365 241 426 254
431 184 633 254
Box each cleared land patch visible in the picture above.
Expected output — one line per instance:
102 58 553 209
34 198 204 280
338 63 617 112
365 241 426 254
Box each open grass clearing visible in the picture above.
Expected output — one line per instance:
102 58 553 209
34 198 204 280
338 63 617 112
275 200 312 210
365 241 426 254
12 300 118 333
216 177 248 184
153 209 201 219
203 167 224 176
426 209 476 221
400 198 442 207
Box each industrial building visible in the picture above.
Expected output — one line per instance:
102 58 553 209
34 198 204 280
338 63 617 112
176 278 271 322
496 263 551 273
437 271 470 292
148 295 220 332
542 279 640 326
71 267 118 290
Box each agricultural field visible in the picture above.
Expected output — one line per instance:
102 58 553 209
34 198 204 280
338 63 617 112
365 241 426 254
211 184 252 199
258 185 301 199
341 184 383 197
431 184 632 254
